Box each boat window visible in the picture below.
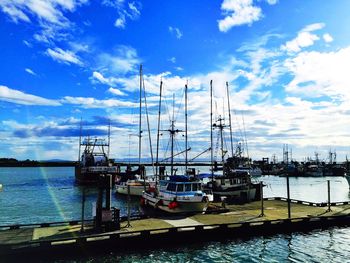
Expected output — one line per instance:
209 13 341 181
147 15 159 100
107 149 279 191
177 184 184 192
167 183 176 192
198 183 201 190
221 179 225 185
185 184 191 192
192 183 198 191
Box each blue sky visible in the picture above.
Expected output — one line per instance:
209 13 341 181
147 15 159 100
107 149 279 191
1 0 350 162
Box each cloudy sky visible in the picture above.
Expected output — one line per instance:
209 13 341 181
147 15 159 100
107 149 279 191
1 0 350 162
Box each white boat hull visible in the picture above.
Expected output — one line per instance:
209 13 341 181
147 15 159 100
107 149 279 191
213 188 256 201
142 192 208 213
116 184 146 196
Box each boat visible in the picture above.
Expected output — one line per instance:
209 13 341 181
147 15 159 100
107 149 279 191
115 65 154 196
345 174 350 188
142 175 212 213
115 165 152 196
75 137 118 184
204 81 260 202
142 81 212 214
304 164 323 177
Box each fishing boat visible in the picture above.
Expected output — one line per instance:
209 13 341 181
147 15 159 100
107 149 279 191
75 136 118 185
205 81 260 202
304 164 323 177
142 175 211 213
115 165 152 196
142 82 212 213
345 174 350 188
115 65 154 196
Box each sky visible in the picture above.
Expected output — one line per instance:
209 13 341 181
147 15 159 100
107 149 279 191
1 0 350 163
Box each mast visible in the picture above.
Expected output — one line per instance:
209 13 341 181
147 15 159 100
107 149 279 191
170 94 175 176
143 77 155 175
107 120 111 159
226 82 234 157
210 80 214 181
156 79 163 181
185 82 188 173
218 116 225 165
138 64 142 170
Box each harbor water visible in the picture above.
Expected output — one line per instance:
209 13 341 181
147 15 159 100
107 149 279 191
1 167 350 262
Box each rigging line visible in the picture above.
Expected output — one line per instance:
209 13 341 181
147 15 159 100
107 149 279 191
174 87 185 123
143 77 155 176
242 113 250 162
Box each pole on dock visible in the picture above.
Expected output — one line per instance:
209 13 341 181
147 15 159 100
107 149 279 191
259 181 264 217
286 174 291 219
105 174 112 210
80 186 86 232
327 180 332 212
126 184 131 227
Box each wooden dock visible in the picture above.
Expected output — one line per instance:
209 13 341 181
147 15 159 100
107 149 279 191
1 199 350 260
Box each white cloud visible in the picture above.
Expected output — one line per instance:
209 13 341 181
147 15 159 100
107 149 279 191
0 0 87 26
281 23 324 53
97 45 140 74
61 96 136 108
266 0 278 5
323 33 333 43
114 15 126 28
169 26 183 39
0 85 61 106
103 0 141 28
25 68 37 76
46 47 83 66
218 0 262 32
108 87 126 96
0 1 88 45
284 46 350 100
168 57 176 63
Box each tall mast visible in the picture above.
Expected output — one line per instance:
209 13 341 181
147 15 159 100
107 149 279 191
138 64 142 168
107 120 111 159
226 82 234 157
170 94 175 176
218 116 225 165
143 78 155 175
210 80 214 181
156 79 163 181
185 82 188 173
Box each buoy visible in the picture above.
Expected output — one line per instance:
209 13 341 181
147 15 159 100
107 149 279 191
0 184 3 191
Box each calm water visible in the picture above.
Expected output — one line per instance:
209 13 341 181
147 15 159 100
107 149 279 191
1 167 350 262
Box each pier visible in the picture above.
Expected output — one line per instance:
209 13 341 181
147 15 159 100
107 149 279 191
1 199 350 260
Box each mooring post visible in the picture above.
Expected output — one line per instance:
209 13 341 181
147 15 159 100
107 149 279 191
105 174 112 210
286 174 291 218
80 186 86 232
327 180 331 212
126 184 131 227
95 175 104 231
259 181 264 217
